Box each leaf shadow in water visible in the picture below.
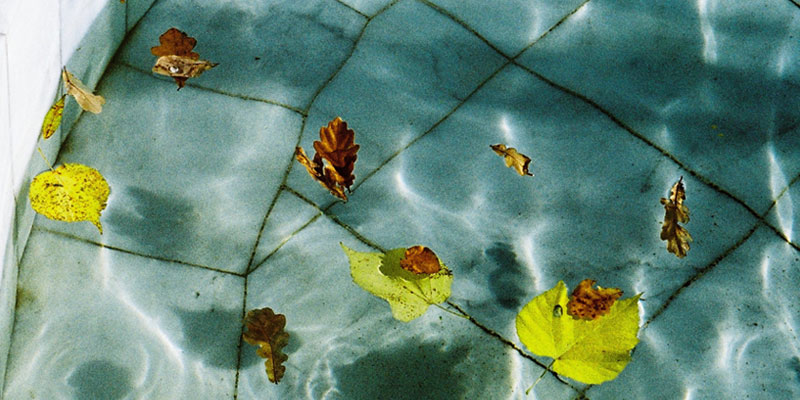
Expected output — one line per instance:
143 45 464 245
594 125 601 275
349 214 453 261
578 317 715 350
67 360 133 400
485 242 528 309
331 340 470 400
106 187 199 260
174 307 260 370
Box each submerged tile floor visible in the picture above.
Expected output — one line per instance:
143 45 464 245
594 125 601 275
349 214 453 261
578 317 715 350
5 0 800 398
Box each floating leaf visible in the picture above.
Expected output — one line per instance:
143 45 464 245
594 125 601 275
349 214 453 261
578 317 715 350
660 177 691 258
29 163 110 233
151 28 217 89
567 279 623 320
296 117 359 201
243 307 290 384
62 68 105 114
41 95 66 139
516 281 641 385
341 244 453 322
400 246 440 274
490 144 532 176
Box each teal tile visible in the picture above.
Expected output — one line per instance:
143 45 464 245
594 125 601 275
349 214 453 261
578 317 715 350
240 217 518 399
593 227 800 399
426 0 588 56
3 229 244 399
516 0 800 214
126 0 157 32
35 64 303 274
327 64 758 340
286 0 506 207
116 0 365 110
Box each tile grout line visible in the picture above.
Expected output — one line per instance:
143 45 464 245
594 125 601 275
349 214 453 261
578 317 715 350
789 0 800 9
232 274 248 400
113 61 307 115
242 6 373 275
32 226 245 277
333 0 369 18
244 0 397 276
446 301 580 391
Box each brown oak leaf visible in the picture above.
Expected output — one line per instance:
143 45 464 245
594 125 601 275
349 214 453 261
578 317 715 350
150 28 217 89
660 177 692 258
295 117 359 201
567 279 623 320
400 246 441 274
243 307 290 384
490 144 533 176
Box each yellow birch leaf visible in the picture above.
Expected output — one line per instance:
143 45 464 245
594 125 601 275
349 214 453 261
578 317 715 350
41 95 66 139
29 163 110 233
516 281 641 385
62 68 105 114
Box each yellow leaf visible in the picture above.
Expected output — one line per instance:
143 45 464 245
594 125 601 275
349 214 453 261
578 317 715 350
29 163 110 233
62 68 105 114
659 177 691 258
490 144 533 176
516 281 641 384
41 95 66 139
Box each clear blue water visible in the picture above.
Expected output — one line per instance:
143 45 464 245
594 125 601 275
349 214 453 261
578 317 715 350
4 0 800 398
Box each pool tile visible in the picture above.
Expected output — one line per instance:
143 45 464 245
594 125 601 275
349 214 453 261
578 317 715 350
33 64 302 274
3 229 244 399
516 0 800 214
117 0 365 110
326 64 758 340
285 0 506 207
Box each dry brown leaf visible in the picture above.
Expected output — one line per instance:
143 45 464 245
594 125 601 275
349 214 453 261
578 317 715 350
490 144 532 176
243 307 290 384
660 177 692 258
296 117 359 201
567 279 623 320
150 28 217 89
399 246 441 274
62 68 105 114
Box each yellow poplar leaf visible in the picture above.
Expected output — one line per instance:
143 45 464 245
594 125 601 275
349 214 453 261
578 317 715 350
516 281 641 384
29 163 110 233
62 68 105 114
41 95 66 139
341 244 453 322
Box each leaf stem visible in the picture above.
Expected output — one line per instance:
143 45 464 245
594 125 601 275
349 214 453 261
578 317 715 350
432 303 469 319
525 359 555 395
36 147 55 171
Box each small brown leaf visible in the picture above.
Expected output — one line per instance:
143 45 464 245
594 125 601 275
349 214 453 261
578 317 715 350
660 177 692 258
399 246 441 274
296 117 359 201
567 279 623 320
62 68 105 114
151 27 198 58
150 28 216 89
490 144 532 176
243 307 290 384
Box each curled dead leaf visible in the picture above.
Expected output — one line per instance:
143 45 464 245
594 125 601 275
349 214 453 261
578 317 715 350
490 144 532 176
62 68 105 114
295 117 359 201
399 246 441 274
243 307 290 384
150 28 216 89
566 279 623 320
660 177 691 258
